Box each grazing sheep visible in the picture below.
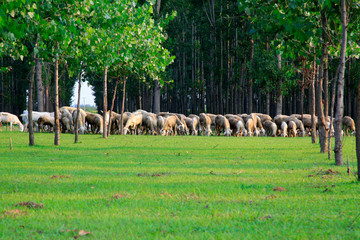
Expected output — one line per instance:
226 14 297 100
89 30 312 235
187 115 200 135
59 108 74 133
215 115 232 136
72 109 87 134
37 115 55 132
199 113 212 136
245 118 254 137
123 112 143 135
20 110 54 132
288 120 297 137
0 112 24 131
263 120 277 137
254 113 272 123
157 116 166 135
228 117 245 137
281 121 288 137
342 116 355 136
161 115 182 136
142 113 158 135
85 113 103 134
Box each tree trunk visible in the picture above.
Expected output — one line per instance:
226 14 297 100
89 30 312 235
311 60 316 144
334 0 347 166
276 52 282 115
329 66 339 159
120 77 127 134
54 55 60 146
28 38 37 146
318 11 328 153
108 80 119 135
152 0 161 114
74 66 82 144
36 58 44 112
249 36 254 113
102 67 108 138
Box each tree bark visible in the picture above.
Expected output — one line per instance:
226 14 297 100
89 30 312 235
120 77 127 134
108 80 119 135
28 37 37 146
36 58 44 112
54 50 60 146
311 60 316 144
276 52 282 115
74 65 83 144
102 67 108 138
334 0 347 166
318 10 328 153
249 36 254 114
329 65 339 159
152 0 162 114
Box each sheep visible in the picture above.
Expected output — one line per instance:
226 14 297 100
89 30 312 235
123 112 143 135
281 121 288 137
85 113 103 134
157 116 166 135
20 110 54 132
160 115 183 136
245 118 254 137
199 113 212 136
254 113 272 123
288 120 297 137
215 115 232 136
142 112 158 135
60 108 74 133
37 115 55 132
0 112 24 131
228 117 245 137
72 109 87 134
187 115 200 135
263 120 277 137
342 116 355 136
206 113 217 129
184 117 196 135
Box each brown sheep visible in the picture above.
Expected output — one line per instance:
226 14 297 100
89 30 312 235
123 112 143 135
37 115 54 132
288 120 297 137
245 118 254 137
161 115 182 136
199 113 212 136
228 117 245 137
215 115 232 136
263 120 277 137
85 113 103 134
342 116 355 136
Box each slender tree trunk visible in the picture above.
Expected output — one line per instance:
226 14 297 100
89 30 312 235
153 0 161 114
249 36 254 113
36 58 44 112
74 65 83 143
318 11 328 153
54 50 60 146
102 67 108 139
120 77 127 134
329 66 339 159
334 0 347 166
28 37 37 146
276 52 282 115
108 80 119 135
311 60 317 144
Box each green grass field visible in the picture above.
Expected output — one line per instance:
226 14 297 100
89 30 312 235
0 130 359 239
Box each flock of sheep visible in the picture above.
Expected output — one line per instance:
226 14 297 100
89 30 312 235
0 107 356 137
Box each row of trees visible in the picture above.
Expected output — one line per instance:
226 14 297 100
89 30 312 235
0 0 360 171
0 0 174 143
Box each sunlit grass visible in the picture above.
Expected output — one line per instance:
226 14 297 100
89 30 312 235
0 130 359 239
